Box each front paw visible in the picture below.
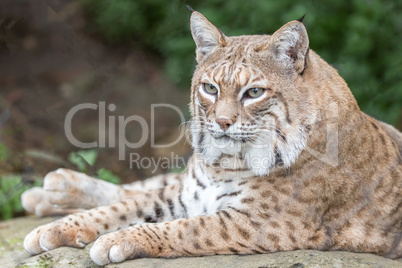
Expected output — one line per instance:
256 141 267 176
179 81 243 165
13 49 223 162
90 229 148 265
24 218 97 254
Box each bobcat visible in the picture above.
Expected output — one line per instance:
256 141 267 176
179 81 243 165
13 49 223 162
22 11 401 265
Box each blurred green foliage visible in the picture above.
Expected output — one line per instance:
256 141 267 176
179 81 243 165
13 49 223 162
82 0 401 127
0 175 41 220
68 149 98 172
0 143 10 161
0 142 42 220
68 149 121 184
98 168 121 184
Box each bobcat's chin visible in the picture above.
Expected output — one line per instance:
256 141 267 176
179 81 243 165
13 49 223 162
200 132 276 176
200 134 243 164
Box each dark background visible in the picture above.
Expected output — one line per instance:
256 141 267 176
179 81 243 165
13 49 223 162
0 0 401 219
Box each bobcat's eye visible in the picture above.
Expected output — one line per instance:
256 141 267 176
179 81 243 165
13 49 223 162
246 88 265 98
202 83 218 95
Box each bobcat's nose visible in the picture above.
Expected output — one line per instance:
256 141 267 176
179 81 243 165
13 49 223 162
216 117 233 131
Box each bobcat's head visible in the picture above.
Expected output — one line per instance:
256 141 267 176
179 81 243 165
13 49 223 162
189 12 320 176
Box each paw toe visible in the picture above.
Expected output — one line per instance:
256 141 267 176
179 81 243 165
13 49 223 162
90 238 112 266
38 227 63 251
21 187 46 214
90 234 142 265
24 227 45 255
109 245 127 263
43 171 68 192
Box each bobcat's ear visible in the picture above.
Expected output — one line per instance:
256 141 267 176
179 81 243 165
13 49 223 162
269 21 309 74
190 11 226 62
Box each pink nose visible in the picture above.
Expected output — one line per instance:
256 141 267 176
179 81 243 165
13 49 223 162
215 117 233 131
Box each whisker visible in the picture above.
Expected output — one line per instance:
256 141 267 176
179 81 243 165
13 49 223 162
257 129 287 144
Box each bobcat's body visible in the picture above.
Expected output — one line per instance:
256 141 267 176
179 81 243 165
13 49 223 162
22 12 401 265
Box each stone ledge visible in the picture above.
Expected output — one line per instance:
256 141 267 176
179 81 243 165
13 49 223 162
1 216 401 268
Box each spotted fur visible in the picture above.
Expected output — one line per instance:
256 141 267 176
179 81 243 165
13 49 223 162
22 11 401 265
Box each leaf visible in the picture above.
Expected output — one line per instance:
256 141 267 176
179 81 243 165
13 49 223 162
97 168 121 184
68 150 98 172
169 167 185 174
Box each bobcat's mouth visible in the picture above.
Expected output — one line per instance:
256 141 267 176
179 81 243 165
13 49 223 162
203 120 257 145
209 130 253 143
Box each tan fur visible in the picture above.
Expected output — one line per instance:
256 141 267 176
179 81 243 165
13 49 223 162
22 12 401 265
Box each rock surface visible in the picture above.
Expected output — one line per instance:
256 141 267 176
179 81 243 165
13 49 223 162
1 216 401 268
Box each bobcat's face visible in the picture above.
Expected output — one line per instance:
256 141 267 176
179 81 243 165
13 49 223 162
189 13 314 176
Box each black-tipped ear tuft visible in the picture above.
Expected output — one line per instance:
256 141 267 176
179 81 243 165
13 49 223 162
297 15 306 23
185 4 195 13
